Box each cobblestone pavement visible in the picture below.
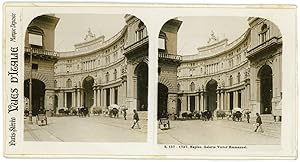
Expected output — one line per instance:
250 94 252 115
157 118 281 145
24 115 147 142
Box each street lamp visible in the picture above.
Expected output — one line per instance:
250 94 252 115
28 32 42 124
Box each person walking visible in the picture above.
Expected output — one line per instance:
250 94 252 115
123 109 127 120
131 110 140 129
246 112 251 123
254 113 264 133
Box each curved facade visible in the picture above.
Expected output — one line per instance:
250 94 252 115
175 17 282 120
53 15 149 114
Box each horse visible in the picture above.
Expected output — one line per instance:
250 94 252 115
78 107 89 117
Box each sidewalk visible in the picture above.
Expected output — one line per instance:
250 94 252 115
24 117 62 141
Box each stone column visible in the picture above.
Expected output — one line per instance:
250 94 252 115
81 89 84 107
204 92 208 111
217 90 220 110
195 94 199 112
241 89 244 109
76 89 80 107
227 92 230 111
117 86 120 105
233 91 236 108
64 92 67 108
200 92 204 112
57 92 64 113
187 96 190 111
220 91 224 110
97 87 100 107
93 87 97 107
103 89 107 107
111 87 114 104
72 90 75 107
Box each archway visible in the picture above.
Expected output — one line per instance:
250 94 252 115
206 79 218 112
135 62 148 111
258 65 273 114
158 83 168 119
82 76 94 109
24 79 45 116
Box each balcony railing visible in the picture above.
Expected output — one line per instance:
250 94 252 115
247 37 282 58
158 51 182 61
124 36 148 54
25 47 59 57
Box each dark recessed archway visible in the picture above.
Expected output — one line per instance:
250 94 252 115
206 79 218 112
158 83 168 119
135 62 148 111
24 79 45 116
82 76 94 109
258 65 273 114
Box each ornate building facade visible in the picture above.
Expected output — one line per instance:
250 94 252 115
173 17 282 120
24 14 149 115
54 15 148 114
24 15 60 116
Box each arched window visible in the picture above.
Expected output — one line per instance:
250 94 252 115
190 82 195 91
106 72 109 82
66 79 72 88
229 75 233 86
260 24 268 43
237 72 241 83
113 69 117 80
54 80 57 88
136 21 146 41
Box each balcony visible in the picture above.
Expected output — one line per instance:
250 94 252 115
124 36 148 56
25 47 59 59
158 51 182 63
247 37 282 59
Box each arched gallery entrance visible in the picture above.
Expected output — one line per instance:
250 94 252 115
82 76 94 109
206 79 218 112
24 79 45 116
135 62 148 111
258 65 273 114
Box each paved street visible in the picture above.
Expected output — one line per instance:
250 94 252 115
158 118 281 145
24 114 147 142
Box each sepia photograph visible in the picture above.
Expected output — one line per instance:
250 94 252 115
23 14 148 142
3 3 296 159
157 16 282 145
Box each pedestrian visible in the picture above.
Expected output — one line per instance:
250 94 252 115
131 109 140 129
123 109 127 120
246 112 251 123
254 113 264 133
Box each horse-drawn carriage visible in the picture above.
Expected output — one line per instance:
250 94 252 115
36 113 47 126
78 106 89 117
158 118 170 130
231 107 244 122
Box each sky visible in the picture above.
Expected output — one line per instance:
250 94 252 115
54 15 250 54
54 14 126 52
177 16 250 55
